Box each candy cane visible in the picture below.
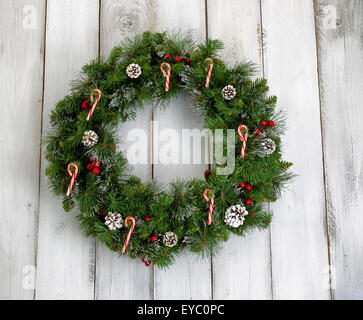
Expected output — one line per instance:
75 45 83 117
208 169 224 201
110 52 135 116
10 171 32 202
238 124 248 158
204 58 213 88
122 216 136 253
203 189 214 225
66 163 78 197
86 88 102 121
160 62 171 92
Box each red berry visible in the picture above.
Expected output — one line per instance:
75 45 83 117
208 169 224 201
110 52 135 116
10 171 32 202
245 199 252 206
150 235 158 242
94 161 101 168
246 184 253 191
239 181 246 189
86 163 93 171
256 128 261 135
145 260 151 267
164 53 171 59
141 257 145 263
81 100 89 110
268 120 275 127
260 120 267 127
184 58 191 65
174 56 181 63
89 156 95 162
144 216 151 222
92 167 100 175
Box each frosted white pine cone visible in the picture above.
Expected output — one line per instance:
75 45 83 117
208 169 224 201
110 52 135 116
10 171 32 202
82 130 98 147
105 212 123 230
224 204 248 228
126 63 142 78
261 138 276 155
162 231 178 248
222 85 236 100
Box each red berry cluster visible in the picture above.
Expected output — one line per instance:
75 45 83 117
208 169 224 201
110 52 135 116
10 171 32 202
164 52 191 65
86 156 101 175
261 120 275 127
141 257 151 267
81 100 90 110
256 120 275 135
237 181 253 191
237 181 253 206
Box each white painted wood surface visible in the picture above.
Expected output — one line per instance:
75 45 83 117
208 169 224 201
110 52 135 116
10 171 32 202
150 0 212 300
0 0 45 300
208 0 272 300
315 0 363 299
1 0 362 300
95 0 153 300
261 0 330 299
35 0 99 300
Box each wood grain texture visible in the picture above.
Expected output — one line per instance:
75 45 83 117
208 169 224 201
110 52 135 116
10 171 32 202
35 0 99 300
95 0 153 300
1 0 362 300
207 0 272 300
149 0 212 300
0 0 45 300
315 0 363 299
261 0 331 299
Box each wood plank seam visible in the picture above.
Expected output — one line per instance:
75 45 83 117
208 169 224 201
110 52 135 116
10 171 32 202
312 0 333 300
34 0 48 301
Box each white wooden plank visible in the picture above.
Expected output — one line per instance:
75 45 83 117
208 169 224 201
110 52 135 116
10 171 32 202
35 0 99 300
261 0 330 299
95 0 153 300
149 0 212 300
315 0 363 299
207 0 272 300
0 0 45 300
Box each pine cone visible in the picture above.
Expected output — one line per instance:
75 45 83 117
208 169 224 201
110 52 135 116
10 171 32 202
126 63 142 78
204 169 212 181
82 130 98 147
261 138 276 155
224 204 248 228
98 210 108 218
162 231 178 248
105 212 123 230
222 85 236 100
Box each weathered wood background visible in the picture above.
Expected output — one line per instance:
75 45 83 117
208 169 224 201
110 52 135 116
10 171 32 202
1 0 362 300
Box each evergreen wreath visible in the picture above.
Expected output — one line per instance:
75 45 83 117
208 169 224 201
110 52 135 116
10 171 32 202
44 31 293 268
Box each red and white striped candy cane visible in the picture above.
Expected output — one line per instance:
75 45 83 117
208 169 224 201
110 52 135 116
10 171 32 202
160 62 171 92
66 163 78 197
86 88 102 121
238 124 248 158
203 189 214 225
122 216 136 253
204 58 213 88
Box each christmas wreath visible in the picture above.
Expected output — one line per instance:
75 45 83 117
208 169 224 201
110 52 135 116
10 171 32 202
45 32 293 268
